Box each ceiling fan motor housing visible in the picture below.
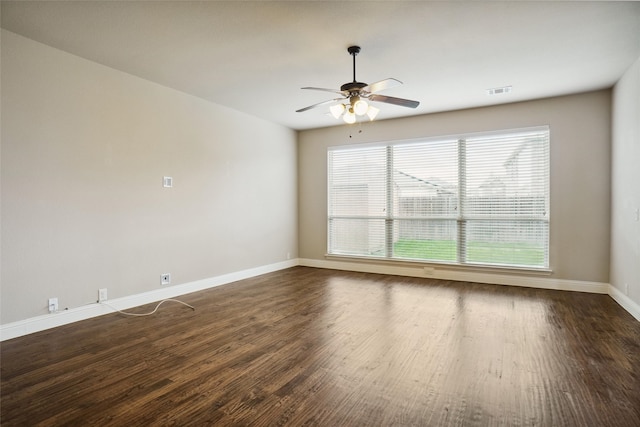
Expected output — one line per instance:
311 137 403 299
340 81 367 93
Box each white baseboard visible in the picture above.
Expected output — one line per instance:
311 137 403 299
299 258 610 294
609 285 640 322
0 259 298 342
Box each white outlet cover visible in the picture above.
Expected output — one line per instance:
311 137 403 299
161 273 171 285
163 176 173 188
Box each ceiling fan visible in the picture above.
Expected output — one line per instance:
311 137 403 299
296 46 420 123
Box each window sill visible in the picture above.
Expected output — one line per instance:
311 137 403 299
324 253 553 276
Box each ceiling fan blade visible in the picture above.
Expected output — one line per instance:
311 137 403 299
363 78 402 94
296 98 342 113
368 94 420 109
301 87 347 96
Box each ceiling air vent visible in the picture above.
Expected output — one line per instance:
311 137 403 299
487 86 513 95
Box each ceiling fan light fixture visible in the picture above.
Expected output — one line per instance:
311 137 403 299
353 98 369 116
343 110 356 124
330 103 345 119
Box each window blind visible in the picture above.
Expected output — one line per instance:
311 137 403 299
327 127 550 269
328 146 387 257
461 129 549 267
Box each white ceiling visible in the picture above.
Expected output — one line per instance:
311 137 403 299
2 1 639 131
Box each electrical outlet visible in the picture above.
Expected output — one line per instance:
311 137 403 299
161 273 171 285
48 297 58 313
625 283 629 296
98 288 108 302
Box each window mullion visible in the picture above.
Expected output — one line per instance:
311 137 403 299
385 146 394 258
457 138 467 263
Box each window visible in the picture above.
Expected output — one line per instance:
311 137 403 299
327 127 550 269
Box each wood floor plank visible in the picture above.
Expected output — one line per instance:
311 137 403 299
2 267 640 426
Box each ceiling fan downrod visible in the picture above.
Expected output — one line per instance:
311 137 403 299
348 45 360 82
341 46 367 93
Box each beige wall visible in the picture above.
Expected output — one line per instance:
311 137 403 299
299 90 612 283
1 30 298 324
611 56 640 306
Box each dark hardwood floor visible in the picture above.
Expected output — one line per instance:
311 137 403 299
2 267 639 426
